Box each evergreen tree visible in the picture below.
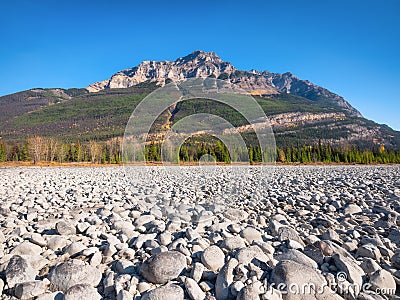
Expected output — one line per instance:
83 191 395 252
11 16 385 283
0 142 6 162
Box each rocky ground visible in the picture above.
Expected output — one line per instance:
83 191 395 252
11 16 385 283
0 165 400 299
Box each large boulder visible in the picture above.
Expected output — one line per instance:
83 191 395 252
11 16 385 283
64 284 101 300
276 249 318 269
240 227 263 244
215 258 238 300
223 208 249 222
55 221 76 236
10 241 43 256
270 260 343 300
278 227 305 247
141 251 186 284
6 255 38 288
332 253 365 288
369 269 396 294
344 204 362 215
201 245 225 272
235 245 271 265
49 260 102 292
14 281 47 299
141 283 184 300
184 277 206 300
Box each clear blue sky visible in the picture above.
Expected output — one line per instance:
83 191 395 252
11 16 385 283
1 0 399 129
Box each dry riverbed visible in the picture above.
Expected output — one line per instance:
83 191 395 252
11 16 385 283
0 165 399 299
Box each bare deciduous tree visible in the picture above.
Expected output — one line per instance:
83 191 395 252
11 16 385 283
28 136 45 164
106 137 122 163
48 138 58 162
88 140 102 163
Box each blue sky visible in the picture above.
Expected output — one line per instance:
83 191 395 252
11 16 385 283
1 0 399 129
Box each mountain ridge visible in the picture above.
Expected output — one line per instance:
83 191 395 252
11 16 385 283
87 50 362 118
0 50 398 151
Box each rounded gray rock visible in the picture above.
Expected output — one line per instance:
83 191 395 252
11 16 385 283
185 277 206 300
271 260 341 300
6 255 38 288
221 236 246 251
64 284 101 300
141 251 186 284
49 260 102 292
201 245 225 272
55 221 76 235
215 258 238 300
141 283 184 300
369 269 396 294
276 249 318 269
14 281 47 299
240 227 263 244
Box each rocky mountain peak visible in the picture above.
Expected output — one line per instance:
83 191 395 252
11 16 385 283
87 50 237 92
86 51 362 117
175 50 224 65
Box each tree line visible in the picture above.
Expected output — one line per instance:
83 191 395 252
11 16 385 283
276 141 400 164
1 136 400 164
0 137 123 164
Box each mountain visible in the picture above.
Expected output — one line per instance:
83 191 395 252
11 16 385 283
88 50 361 117
0 50 399 150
